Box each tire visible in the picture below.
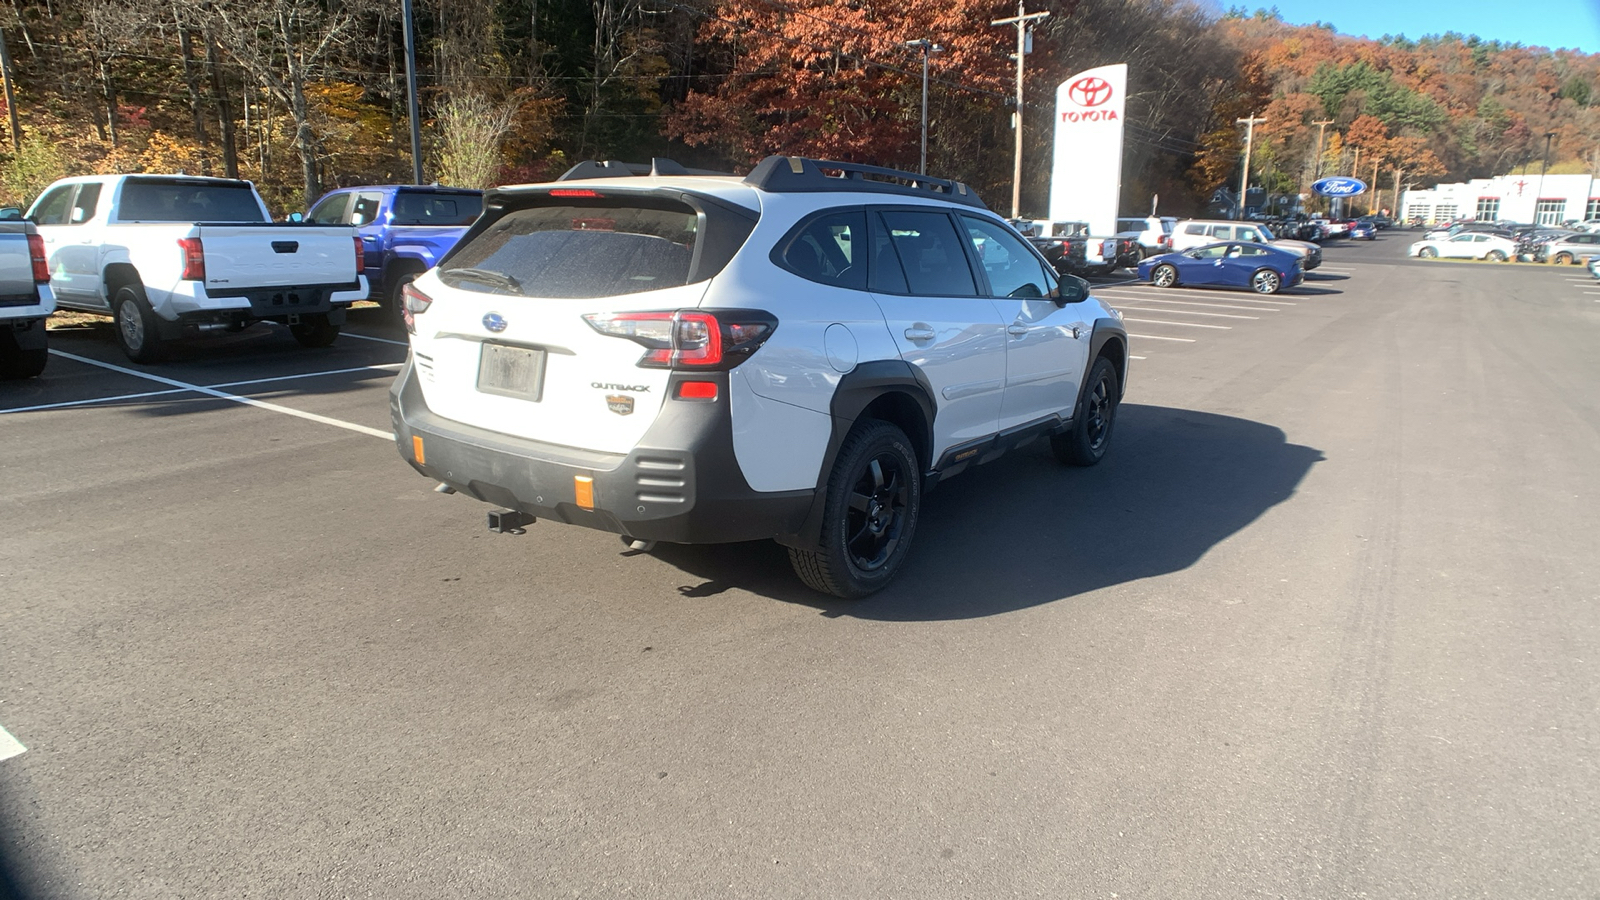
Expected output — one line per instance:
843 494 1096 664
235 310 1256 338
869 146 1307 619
787 420 922 599
0 327 47 380
1250 268 1282 294
1418 247 1438 258
1051 356 1119 467
383 265 424 321
1485 250 1507 262
1554 252 1574 265
112 283 167 363
1151 264 1178 287
290 313 340 348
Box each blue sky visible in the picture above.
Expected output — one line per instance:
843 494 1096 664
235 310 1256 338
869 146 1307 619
1250 0 1600 53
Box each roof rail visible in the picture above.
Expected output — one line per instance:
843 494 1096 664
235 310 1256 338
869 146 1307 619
557 158 729 180
742 156 988 210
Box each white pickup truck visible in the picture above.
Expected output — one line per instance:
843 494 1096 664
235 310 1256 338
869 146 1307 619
0 217 55 379
28 174 367 362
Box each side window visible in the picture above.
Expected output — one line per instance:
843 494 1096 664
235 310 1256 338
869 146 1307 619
776 210 867 290
961 215 1052 299
70 183 102 224
876 209 977 297
350 192 384 226
1183 223 1204 235
1194 245 1228 259
307 193 351 225
30 185 76 226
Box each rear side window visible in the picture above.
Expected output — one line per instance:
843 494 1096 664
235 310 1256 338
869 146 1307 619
876 209 976 297
350 192 383 226
393 191 482 226
775 210 866 290
118 180 266 223
440 198 737 299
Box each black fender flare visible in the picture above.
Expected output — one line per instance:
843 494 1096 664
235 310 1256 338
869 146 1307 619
774 359 936 551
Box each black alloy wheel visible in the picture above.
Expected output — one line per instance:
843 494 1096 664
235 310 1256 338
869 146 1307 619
788 420 922 599
1052 356 1120 467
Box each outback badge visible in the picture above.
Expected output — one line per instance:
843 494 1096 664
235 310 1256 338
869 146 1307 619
606 394 634 416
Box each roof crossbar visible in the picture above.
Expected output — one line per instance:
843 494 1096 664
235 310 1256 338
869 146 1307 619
742 156 988 210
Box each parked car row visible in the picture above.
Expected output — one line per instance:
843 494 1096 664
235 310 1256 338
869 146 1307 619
1410 219 1600 264
5 174 483 376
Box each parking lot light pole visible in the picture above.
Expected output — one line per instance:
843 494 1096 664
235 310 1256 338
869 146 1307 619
1535 131 1557 224
903 39 944 175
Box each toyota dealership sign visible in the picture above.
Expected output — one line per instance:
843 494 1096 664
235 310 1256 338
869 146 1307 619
1050 64 1128 236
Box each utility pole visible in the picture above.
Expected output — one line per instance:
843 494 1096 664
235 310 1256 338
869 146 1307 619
401 0 425 185
903 39 944 176
1312 119 1333 180
1535 131 1556 223
0 28 21 151
1236 114 1266 221
991 1 1050 219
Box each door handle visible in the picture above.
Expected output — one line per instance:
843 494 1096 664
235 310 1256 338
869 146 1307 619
1007 324 1029 336
904 326 935 341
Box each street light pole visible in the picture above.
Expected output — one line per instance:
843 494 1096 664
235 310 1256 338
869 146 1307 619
903 39 944 175
401 0 424 185
991 1 1050 219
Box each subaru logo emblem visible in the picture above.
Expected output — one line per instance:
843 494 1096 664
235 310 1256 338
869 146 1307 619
482 312 507 333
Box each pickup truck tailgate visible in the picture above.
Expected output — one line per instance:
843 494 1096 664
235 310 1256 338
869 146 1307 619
195 225 357 289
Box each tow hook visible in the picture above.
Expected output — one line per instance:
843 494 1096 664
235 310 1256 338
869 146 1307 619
487 509 536 535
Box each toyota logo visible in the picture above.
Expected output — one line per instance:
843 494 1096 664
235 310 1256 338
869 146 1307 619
1068 76 1114 108
482 312 508 333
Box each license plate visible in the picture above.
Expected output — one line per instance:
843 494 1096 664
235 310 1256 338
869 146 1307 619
476 343 546 401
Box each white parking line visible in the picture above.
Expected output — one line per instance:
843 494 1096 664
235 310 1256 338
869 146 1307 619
3 363 405 416
1129 355 1147 360
0 724 24 761
1129 333 1196 342
1106 304 1257 319
45 351 394 440
1100 288 1296 305
1119 318 1231 329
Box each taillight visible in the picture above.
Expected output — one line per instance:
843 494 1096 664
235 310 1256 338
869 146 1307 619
178 237 205 281
26 233 48 283
353 236 365 272
583 309 776 370
1100 239 1115 257
400 282 433 334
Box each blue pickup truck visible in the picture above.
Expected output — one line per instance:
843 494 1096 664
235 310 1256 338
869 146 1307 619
304 185 482 309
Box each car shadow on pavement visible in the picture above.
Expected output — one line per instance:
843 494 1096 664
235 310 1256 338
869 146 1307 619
649 404 1324 620
1283 285 1343 296
1304 272 1349 281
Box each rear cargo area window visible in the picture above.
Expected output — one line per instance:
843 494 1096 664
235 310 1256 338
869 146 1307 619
119 181 266 223
440 202 703 298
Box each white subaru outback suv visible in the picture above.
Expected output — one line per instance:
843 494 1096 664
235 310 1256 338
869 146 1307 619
390 156 1129 597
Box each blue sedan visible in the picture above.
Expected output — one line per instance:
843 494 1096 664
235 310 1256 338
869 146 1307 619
1137 242 1304 294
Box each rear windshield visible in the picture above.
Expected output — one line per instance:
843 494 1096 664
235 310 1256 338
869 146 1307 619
393 190 482 226
439 201 703 298
117 179 266 223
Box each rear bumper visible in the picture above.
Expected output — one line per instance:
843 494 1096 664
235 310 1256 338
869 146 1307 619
150 277 368 321
389 360 814 545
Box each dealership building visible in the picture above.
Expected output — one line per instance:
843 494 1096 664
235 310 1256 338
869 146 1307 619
1400 173 1600 225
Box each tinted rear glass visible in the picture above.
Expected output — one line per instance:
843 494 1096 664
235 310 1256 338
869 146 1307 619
118 180 266 222
393 190 482 226
439 201 700 298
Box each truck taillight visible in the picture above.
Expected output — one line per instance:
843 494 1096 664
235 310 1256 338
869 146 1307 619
582 309 777 370
178 237 205 281
26 233 48 283
353 236 365 272
400 283 432 334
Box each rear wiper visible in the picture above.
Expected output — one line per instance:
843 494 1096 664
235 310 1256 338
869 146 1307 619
440 267 522 293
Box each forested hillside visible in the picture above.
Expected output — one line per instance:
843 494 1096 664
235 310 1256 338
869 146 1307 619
1 0 1596 218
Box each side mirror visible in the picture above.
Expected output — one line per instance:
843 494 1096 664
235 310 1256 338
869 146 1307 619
1056 274 1089 306
287 211 304 223
350 213 367 226
70 207 89 224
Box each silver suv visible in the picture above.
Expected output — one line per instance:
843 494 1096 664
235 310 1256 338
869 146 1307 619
390 157 1129 597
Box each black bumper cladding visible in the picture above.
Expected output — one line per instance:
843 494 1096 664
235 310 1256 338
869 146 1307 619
389 362 814 544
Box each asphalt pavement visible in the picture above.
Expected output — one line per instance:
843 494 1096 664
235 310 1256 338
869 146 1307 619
2 232 1598 898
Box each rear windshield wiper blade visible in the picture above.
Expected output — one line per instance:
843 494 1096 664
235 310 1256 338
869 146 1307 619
440 267 522 293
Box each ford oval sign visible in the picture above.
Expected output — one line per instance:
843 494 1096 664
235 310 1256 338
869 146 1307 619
1313 177 1367 197
482 312 507 333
